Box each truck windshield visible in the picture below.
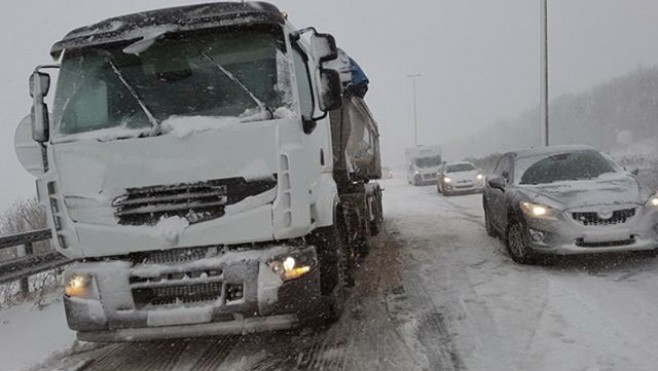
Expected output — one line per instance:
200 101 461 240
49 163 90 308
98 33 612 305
415 156 442 168
52 26 291 140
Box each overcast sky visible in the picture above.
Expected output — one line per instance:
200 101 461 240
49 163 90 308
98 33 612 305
2 0 658 210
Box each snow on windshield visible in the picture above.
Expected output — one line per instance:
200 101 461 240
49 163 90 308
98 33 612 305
516 150 619 185
52 26 293 142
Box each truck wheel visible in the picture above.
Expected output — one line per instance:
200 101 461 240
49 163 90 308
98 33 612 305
308 225 348 323
369 192 383 237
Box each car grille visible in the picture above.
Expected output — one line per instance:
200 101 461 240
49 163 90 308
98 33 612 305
575 237 636 248
112 177 276 226
132 281 223 307
423 173 436 180
572 208 635 226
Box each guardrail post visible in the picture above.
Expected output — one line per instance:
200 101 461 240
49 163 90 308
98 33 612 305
19 241 33 298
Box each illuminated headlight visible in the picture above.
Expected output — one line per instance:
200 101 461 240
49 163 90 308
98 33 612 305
646 195 658 208
65 273 92 297
476 174 484 181
268 252 316 281
443 177 452 183
520 201 558 219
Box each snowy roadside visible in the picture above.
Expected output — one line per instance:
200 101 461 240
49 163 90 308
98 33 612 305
0 293 76 371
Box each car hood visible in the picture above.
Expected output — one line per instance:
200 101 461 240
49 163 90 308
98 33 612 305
446 170 479 181
518 173 647 210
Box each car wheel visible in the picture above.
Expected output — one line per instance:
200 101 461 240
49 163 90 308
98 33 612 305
506 220 536 264
483 202 497 238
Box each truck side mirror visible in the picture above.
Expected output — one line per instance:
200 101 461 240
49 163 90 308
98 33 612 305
29 71 51 143
318 69 342 112
309 33 338 64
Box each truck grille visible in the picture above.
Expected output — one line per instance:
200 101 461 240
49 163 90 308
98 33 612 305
572 208 635 226
132 282 222 307
113 177 276 226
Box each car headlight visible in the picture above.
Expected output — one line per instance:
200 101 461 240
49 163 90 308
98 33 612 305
646 195 658 208
476 174 484 181
443 177 452 183
520 201 558 219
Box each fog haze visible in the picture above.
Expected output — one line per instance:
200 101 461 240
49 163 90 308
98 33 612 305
2 0 658 209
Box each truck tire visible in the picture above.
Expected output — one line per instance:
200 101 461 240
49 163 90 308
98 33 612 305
369 191 383 236
308 224 348 323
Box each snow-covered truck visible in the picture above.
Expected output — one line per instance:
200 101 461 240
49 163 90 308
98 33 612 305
13 2 383 341
405 145 442 186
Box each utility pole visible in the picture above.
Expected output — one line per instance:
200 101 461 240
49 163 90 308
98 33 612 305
407 73 421 147
540 0 549 146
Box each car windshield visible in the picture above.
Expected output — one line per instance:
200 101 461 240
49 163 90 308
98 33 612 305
516 150 618 185
446 163 476 173
52 26 290 140
415 156 442 168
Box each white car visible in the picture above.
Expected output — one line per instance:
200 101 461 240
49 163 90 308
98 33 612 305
437 161 485 196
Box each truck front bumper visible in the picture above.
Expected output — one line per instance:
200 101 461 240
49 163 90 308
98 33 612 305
64 244 322 342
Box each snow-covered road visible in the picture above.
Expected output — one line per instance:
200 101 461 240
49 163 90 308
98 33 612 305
18 176 658 370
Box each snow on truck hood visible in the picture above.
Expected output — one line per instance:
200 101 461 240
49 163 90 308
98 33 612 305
51 116 283 225
519 173 646 210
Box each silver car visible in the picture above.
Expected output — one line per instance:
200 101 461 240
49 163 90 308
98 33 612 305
437 161 485 195
482 145 658 264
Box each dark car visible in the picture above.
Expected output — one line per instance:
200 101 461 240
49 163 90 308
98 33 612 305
482 145 658 264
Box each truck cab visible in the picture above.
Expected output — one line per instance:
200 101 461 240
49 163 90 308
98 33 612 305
14 2 382 341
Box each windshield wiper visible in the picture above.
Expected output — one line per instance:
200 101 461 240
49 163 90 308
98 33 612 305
199 51 273 120
107 60 161 133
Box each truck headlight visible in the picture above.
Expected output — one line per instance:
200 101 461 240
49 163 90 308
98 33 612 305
267 251 316 281
65 273 92 297
646 195 658 208
520 201 558 220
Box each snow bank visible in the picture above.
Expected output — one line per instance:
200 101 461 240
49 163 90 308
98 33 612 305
0 295 76 371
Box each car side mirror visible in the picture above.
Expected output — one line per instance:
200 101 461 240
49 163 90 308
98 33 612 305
29 71 51 143
488 177 506 190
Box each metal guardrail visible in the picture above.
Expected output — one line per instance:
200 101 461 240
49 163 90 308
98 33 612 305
0 228 72 295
